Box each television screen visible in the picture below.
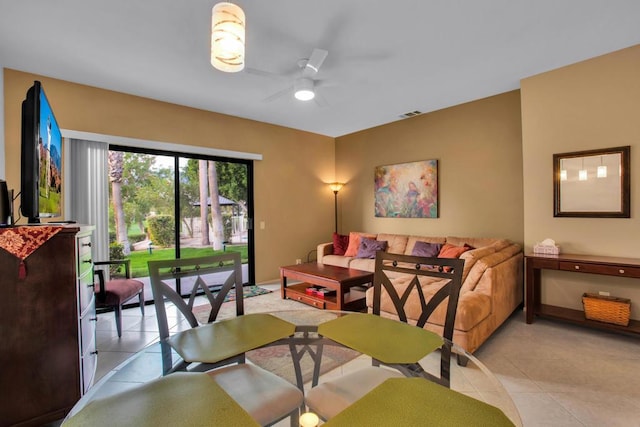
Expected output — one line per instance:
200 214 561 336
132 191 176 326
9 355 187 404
20 81 62 223
37 87 62 218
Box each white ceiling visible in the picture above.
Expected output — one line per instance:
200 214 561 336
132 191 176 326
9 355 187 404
1 1 639 138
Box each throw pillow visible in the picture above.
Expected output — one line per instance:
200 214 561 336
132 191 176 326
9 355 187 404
356 237 388 259
332 232 349 256
344 232 376 257
411 241 442 257
438 243 473 272
438 243 472 259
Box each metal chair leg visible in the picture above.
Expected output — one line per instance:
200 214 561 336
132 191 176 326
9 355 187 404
139 290 145 316
115 305 123 338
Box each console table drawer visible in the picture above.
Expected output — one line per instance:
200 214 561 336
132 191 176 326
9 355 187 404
529 258 559 269
559 261 640 278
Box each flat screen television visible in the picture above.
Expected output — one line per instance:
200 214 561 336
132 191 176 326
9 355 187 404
20 81 63 223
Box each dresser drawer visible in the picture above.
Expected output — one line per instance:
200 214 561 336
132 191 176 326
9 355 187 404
81 334 97 394
77 235 93 278
78 267 95 313
80 297 97 350
559 261 640 278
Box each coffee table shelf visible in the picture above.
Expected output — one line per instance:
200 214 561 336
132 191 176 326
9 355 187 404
280 263 373 312
285 282 366 311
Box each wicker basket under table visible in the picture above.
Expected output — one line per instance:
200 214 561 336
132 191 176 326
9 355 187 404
582 293 631 326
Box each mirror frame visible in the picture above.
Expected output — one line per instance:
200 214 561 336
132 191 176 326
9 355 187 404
553 146 630 218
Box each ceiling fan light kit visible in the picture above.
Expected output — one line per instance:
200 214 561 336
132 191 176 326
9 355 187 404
294 78 315 101
211 2 245 73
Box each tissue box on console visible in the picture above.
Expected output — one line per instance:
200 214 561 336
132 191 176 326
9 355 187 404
533 244 560 255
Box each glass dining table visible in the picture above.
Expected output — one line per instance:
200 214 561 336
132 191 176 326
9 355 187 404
64 310 522 426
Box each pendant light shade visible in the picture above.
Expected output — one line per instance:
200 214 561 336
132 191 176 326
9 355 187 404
597 165 607 178
211 2 245 73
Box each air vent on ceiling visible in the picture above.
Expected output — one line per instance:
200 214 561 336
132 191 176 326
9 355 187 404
399 110 422 119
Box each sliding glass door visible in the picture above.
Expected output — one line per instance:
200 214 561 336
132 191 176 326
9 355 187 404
107 145 254 292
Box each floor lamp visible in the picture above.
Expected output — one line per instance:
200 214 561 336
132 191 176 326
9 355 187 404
329 182 345 233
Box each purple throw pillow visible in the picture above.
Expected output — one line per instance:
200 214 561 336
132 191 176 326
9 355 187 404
411 241 442 257
356 237 388 259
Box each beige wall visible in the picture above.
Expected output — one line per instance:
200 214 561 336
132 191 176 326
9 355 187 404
334 90 524 245
521 45 640 319
3 69 336 283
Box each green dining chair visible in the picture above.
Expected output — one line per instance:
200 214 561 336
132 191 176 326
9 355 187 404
148 254 303 427
304 251 465 421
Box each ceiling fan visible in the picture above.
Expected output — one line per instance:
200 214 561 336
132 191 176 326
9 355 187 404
252 48 330 105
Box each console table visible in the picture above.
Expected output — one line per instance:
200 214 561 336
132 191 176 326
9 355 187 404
525 253 640 335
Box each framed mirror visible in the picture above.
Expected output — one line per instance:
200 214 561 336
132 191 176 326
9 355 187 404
553 146 630 218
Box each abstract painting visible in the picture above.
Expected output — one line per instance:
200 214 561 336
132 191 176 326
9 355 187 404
374 159 438 218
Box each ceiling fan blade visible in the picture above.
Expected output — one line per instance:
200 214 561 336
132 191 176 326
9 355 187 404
314 91 329 107
302 48 328 77
244 67 288 80
262 85 293 103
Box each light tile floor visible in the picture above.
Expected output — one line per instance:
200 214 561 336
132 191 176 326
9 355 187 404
88 284 640 427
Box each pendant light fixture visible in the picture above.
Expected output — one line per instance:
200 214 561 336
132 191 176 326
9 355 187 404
211 2 245 73
578 158 588 181
597 156 607 178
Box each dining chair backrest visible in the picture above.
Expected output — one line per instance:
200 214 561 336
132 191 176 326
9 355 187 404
148 252 243 342
304 252 467 420
372 251 464 341
371 250 464 385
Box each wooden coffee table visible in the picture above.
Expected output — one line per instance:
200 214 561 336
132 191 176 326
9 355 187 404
280 263 374 311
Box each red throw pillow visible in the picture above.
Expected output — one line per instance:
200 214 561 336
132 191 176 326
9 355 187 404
332 232 349 256
438 243 472 259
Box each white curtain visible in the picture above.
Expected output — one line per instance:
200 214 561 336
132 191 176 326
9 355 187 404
66 138 109 263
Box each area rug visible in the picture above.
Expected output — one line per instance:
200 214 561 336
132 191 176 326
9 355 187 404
200 285 272 304
192 292 361 385
229 285 271 301
246 341 360 385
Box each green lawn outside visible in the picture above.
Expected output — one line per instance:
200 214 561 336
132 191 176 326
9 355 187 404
125 245 248 278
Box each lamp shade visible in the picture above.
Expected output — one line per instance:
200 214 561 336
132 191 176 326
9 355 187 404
211 2 245 72
329 182 344 193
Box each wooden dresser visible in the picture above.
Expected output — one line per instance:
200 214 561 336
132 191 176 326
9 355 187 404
525 252 640 336
0 225 96 426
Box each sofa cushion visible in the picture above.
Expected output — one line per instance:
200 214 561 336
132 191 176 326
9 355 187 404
376 233 408 254
356 237 388 259
459 245 498 284
321 254 354 269
404 236 446 255
349 257 376 272
446 236 502 249
461 244 521 293
332 232 349 256
344 232 377 257
411 241 442 257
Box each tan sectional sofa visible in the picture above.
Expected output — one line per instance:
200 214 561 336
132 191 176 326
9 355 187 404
317 233 523 354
